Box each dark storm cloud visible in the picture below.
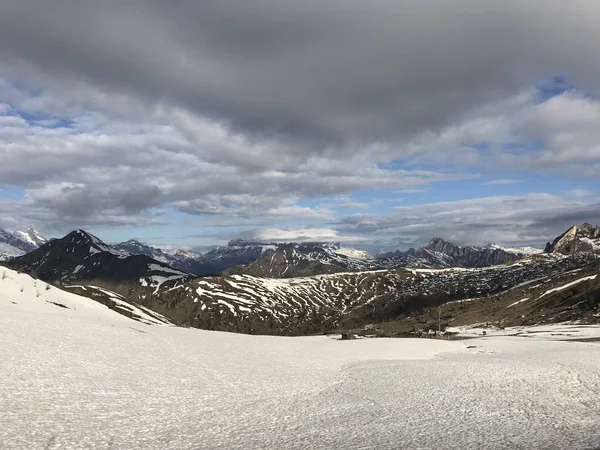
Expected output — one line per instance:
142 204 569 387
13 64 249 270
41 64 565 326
528 206 600 235
2 0 600 241
2 0 600 148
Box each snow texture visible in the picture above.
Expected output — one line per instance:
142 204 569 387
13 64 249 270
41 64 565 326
1 267 600 449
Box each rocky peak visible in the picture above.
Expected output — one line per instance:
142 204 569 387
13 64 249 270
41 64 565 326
545 223 600 254
426 238 461 256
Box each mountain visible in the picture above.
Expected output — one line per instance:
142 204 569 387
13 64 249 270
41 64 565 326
142 251 600 335
225 238 533 278
112 239 202 273
545 223 600 255
13 227 48 248
0 227 47 261
416 237 524 267
6 227 599 336
223 242 376 278
191 239 278 275
5 230 191 294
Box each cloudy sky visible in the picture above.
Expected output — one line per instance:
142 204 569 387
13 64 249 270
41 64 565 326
1 0 600 251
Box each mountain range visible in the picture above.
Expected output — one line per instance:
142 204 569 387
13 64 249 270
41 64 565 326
2 223 599 336
6 230 191 295
0 226 547 276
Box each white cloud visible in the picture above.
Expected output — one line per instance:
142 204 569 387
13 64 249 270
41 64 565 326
338 191 600 248
237 227 367 244
1 1 600 243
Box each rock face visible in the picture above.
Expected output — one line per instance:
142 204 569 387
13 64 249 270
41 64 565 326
545 223 600 255
415 238 522 268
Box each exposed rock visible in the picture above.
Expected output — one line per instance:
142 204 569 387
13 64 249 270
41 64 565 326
545 224 600 255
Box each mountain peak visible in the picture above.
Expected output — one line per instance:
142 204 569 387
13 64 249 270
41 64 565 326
426 237 460 255
545 223 600 254
0 227 47 259
14 227 48 248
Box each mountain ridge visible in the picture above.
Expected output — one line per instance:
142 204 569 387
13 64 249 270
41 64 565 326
5 230 192 296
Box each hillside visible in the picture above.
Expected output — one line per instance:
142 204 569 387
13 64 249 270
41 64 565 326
0 267 173 326
140 251 600 335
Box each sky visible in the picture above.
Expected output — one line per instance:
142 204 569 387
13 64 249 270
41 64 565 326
1 0 600 252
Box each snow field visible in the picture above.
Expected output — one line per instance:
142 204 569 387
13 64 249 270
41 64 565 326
1 267 600 449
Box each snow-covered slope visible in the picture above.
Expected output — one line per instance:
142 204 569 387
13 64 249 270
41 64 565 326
485 243 543 256
2 279 600 449
0 241 24 260
0 267 172 325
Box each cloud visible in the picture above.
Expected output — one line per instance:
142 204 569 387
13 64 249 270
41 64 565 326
483 179 521 185
0 86 473 232
3 1 600 150
0 1 600 241
236 227 367 244
337 191 600 248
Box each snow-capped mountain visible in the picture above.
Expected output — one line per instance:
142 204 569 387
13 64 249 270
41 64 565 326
545 223 600 255
223 242 385 278
378 239 543 268
13 227 48 248
225 238 532 278
0 227 47 261
6 230 191 293
191 240 278 275
111 239 202 273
